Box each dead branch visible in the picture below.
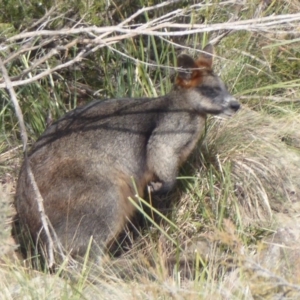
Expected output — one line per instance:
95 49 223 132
0 49 85 88
0 57 57 268
0 59 28 149
9 48 59 82
4 12 300 43
3 37 58 65
1 0 300 89
24 157 56 268
1 16 300 88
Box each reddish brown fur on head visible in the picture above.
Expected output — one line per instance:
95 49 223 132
175 44 214 89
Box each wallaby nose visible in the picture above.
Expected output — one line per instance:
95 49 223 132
230 100 240 112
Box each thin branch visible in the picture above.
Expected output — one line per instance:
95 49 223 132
1 3 299 88
0 49 86 88
25 158 55 268
0 57 56 268
9 48 59 82
3 37 58 65
23 5 59 32
117 0 182 27
0 59 28 149
1 9 299 89
6 12 300 42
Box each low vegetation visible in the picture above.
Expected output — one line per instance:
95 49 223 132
1 0 300 299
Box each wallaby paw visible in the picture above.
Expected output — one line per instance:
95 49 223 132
148 181 163 193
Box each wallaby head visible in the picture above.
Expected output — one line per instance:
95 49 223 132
174 44 240 115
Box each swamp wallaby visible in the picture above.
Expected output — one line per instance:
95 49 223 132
15 44 240 261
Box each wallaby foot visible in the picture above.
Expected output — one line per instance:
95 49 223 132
148 180 175 195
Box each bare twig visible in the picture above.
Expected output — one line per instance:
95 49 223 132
9 48 59 82
23 5 59 32
0 57 56 268
24 158 55 267
0 59 28 149
5 12 300 42
0 49 85 88
3 37 58 65
1 2 300 89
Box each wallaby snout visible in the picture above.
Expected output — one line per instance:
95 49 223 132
229 99 240 111
221 95 240 116
14 44 240 262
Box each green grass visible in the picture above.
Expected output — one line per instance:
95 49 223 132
1 0 300 298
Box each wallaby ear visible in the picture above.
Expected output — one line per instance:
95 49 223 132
196 43 214 69
177 54 197 81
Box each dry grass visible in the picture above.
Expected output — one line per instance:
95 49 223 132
207 109 300 226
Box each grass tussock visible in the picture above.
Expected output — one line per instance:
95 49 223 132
205 109 300 226
1 0 300 299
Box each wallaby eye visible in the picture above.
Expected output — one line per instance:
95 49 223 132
198 85 221 98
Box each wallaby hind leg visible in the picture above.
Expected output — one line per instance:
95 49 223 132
49 178 133 261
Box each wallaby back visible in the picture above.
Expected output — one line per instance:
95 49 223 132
14 44 240 261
